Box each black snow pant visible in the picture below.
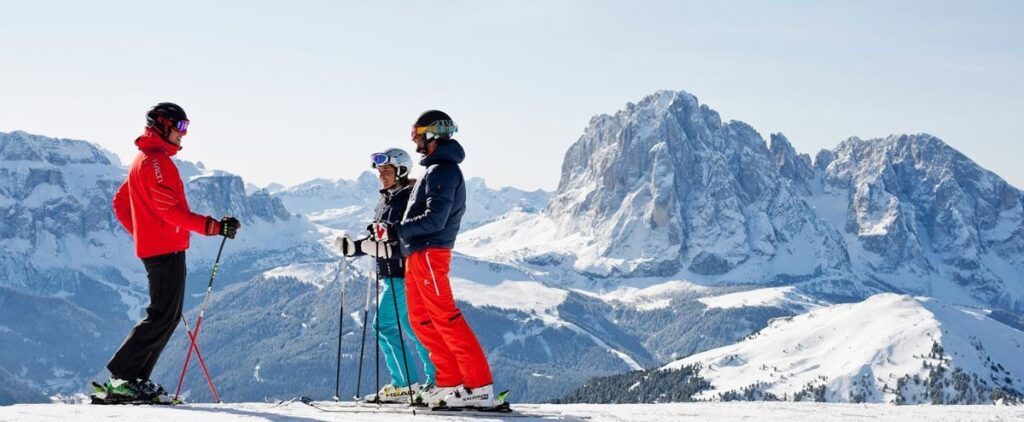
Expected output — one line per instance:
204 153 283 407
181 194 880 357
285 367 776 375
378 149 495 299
107 251 186 382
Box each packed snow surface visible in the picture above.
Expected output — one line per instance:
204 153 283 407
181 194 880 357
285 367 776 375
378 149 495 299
2 401 1022 421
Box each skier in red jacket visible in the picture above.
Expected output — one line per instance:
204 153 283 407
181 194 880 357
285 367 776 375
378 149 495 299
102 103 240 402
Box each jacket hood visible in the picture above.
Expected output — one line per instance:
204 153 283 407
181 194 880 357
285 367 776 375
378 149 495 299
135 128 181 157
420 139 465 166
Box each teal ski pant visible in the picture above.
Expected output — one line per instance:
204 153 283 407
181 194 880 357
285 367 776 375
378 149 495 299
373 277 436 387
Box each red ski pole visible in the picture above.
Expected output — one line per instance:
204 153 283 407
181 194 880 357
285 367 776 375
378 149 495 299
173 236 227 403
177 315 221 402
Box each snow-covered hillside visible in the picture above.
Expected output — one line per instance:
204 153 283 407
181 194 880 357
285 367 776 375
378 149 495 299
650 294 1024 404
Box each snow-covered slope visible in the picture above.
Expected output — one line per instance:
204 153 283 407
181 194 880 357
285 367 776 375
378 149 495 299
697 286 824 313
658 293 1024 404
3 401 1023 422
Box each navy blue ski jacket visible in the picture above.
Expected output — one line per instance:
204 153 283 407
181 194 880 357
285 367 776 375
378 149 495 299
398 139 467 255
352 185 412 278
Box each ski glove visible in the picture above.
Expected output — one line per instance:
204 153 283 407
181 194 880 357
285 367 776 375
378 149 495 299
370 222 398 242
206 216 241 239
334 235 361 257
359 239 396 259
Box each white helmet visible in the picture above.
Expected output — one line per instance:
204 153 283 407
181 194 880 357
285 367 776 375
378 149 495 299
370 148 413 178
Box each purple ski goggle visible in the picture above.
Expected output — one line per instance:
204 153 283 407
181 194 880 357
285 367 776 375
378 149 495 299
175 120 190 134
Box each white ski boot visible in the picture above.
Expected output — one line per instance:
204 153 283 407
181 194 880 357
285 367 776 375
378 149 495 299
432 384 498 409
363 383 418 403
421 384 462 408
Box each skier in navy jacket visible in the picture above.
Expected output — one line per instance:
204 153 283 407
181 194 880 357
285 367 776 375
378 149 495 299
378 110 498 409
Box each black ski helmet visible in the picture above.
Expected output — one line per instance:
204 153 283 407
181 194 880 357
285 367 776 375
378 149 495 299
146 102 188 137
413 110 457 140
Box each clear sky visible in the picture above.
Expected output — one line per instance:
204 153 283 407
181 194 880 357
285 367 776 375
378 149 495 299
1 1 1021 191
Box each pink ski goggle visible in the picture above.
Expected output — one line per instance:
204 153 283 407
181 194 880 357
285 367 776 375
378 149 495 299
175 120 190 134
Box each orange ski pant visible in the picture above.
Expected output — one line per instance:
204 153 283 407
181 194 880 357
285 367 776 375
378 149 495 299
404 247 493 388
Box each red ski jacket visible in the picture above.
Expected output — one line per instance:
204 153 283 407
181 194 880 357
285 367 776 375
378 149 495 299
112 129 217 258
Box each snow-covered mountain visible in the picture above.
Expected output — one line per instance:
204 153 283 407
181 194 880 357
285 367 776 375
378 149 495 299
459 90 1024 314
274 171 550 235
803 134 1024 312
563 293 1024 405
0 131 326 304
460 91 849 283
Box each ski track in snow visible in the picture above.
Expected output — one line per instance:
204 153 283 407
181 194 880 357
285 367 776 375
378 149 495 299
2 402 1023 421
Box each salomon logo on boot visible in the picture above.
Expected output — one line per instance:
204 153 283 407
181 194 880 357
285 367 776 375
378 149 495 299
436 384 497 409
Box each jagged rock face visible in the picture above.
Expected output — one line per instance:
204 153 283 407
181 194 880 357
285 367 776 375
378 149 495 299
769 133 814 194
820 134 1024 309
0 132 129 289
187 175 293 224
547 91 848 278
0 132 124 238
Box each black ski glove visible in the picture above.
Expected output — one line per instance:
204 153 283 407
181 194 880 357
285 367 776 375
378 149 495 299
218 216 241 239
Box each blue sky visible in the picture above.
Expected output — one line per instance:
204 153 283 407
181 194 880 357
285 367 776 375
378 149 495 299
1 1 1021 190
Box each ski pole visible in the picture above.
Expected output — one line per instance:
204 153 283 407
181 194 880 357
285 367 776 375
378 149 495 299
333 258 347 401
173 236 228 403
374 245 381 401
353 256 375 400
385 255 416 406
178 314 221 403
